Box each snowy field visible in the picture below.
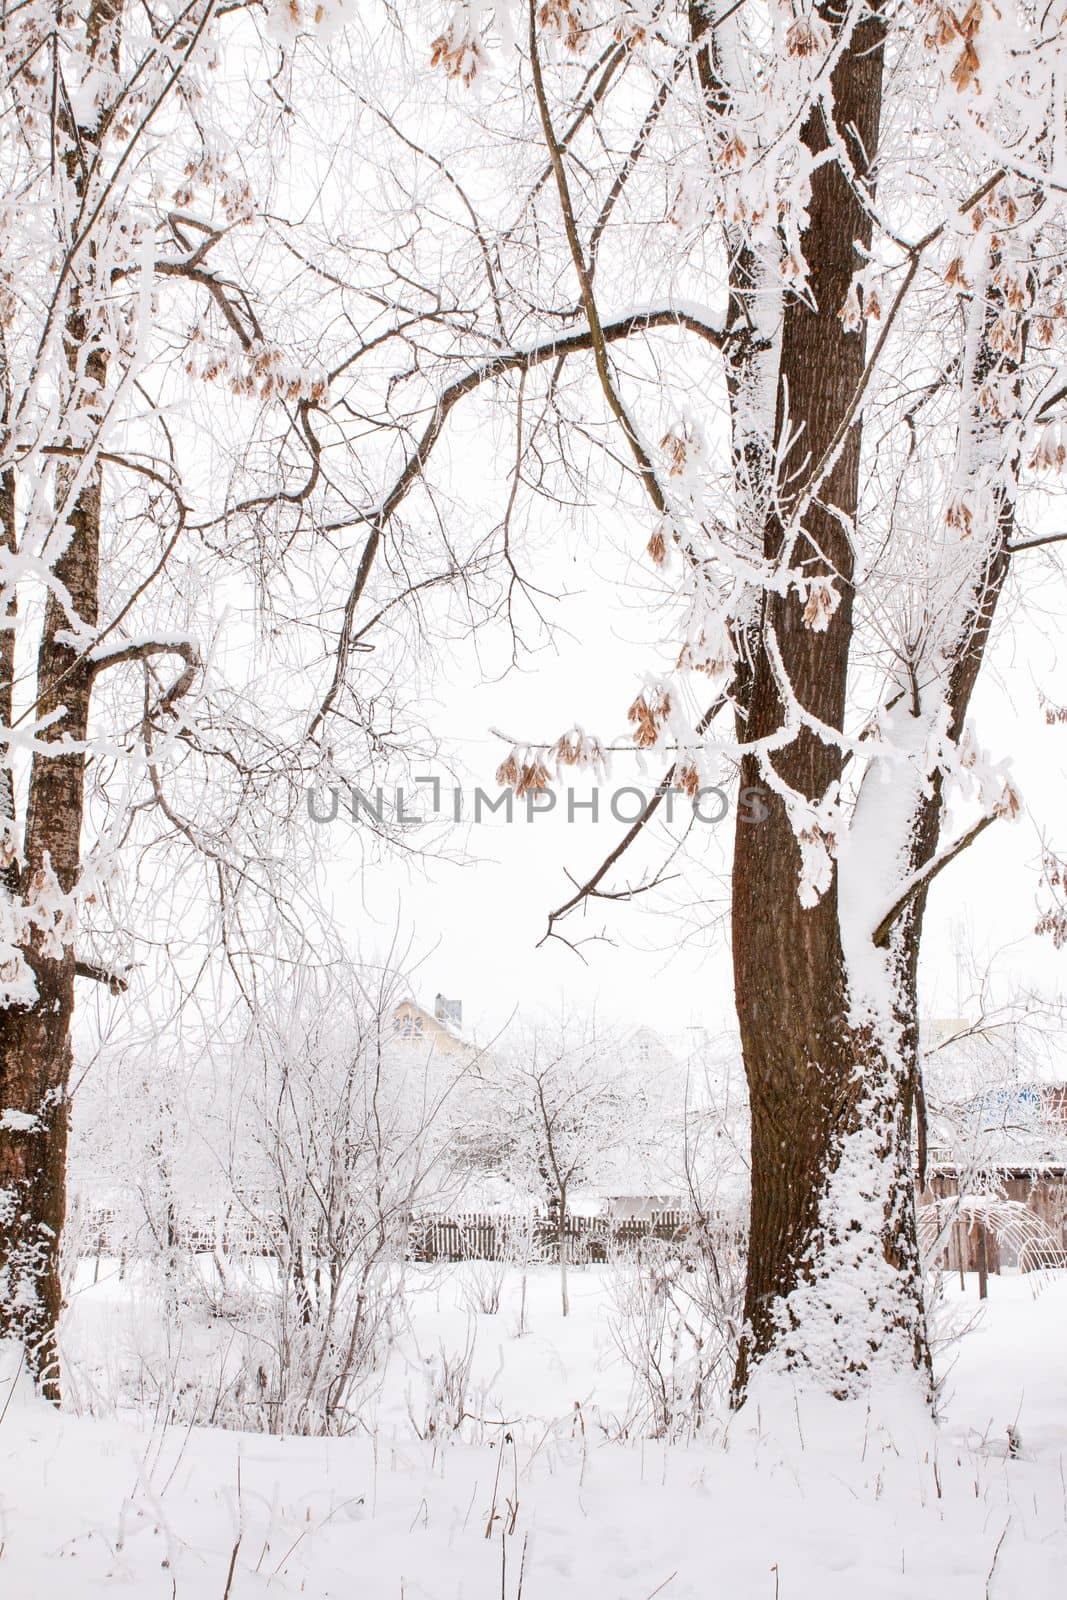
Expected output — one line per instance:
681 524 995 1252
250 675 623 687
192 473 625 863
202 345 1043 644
0 1265 1062 1598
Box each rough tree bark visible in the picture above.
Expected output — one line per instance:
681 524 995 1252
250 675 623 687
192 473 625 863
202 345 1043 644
0 0 113 1398
693 0 1021 1397
0 420 103 1401
700 0 933 1397
515 3 1031 1398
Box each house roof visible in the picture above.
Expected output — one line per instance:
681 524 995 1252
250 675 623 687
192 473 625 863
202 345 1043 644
392 997 469 1048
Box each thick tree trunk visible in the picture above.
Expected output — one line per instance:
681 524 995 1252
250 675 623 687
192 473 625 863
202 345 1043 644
719 9 1025 1396
0 470 100 1394
721 4 928 1399
0 1 116 1396
0 462 16 855
0 980 77 1397
0 290 104 1403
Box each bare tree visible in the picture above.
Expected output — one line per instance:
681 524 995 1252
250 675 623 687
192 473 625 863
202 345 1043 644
469 1016 643 1315
0 0 228 1397
0 0 449 1395
186 967 471 1434
9 0 1067 1415
266 2 1067 1400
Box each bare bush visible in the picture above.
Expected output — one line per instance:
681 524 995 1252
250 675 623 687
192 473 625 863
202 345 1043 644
608 1211 745 1441
97 971 471 1436
460 1253 507 1318
408 1325 478 1442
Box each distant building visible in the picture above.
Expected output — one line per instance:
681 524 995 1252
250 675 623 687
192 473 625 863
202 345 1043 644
392 995 468 1056
434 993 462 1030
920 1019 1067 1270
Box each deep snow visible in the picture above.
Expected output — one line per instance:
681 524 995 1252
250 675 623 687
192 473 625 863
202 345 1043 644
0 1266 1063 1597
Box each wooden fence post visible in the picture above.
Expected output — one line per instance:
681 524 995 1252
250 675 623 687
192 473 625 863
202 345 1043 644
976 1223 988 1300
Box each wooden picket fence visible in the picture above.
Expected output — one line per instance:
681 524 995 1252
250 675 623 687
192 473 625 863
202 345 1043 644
407 1210 689 1264
79 1205 691 1263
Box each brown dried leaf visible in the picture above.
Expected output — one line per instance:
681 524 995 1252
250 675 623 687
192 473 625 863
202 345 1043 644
958 0 983 38
660 429 688 476
627 691 671 749
802 581 839 633
515 760 552 798
786 19 823 56
539 0 586 51
945 497 974 536
950 40 980 92
944 256 970 290
996 782 1021 820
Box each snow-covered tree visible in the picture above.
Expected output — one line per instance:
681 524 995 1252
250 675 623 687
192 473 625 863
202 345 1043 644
175 967 470 1434
0 0 235 1396
466 1015 648 1314
250 0 1067 1400
9 0 1067 1415
0 0 456 1395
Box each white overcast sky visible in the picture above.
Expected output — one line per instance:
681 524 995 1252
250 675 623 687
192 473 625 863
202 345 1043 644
316 493 1067 1047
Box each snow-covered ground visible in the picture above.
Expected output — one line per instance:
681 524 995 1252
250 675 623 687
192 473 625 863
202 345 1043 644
0 1266 1063 1597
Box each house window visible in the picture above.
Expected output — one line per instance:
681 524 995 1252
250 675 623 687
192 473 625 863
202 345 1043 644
400 1013 423 1040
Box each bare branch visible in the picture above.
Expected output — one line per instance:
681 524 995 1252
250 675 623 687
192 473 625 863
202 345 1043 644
539 695 728 947
872 813 999 949
73 959 130 995
89 637 202 716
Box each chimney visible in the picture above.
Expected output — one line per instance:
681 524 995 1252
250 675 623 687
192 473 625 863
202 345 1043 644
434 993 462 1029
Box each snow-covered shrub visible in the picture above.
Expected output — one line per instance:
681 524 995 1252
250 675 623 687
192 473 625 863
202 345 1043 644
460 1251 507 1316
64 973 470 1434
202 982 466 1435
407 1327 478 1441
608 1210 745 1440
500 1212 539 1337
